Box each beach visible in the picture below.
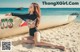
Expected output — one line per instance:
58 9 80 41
0 21 80 52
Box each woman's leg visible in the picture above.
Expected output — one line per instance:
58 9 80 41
33 32 65 51
22 36 34 44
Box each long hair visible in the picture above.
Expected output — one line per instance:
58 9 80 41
32 3 41 27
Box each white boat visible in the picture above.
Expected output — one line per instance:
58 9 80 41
0 14 77 38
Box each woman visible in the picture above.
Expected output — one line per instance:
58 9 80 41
6 3 65 51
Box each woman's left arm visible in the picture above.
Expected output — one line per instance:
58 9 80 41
36 17 40 27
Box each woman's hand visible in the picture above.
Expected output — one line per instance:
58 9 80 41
5 13 12 16
5 13 17 19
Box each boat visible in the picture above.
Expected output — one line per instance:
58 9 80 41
0 14 77 38
16 7 23 10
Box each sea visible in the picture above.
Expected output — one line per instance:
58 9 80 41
0 8 80 22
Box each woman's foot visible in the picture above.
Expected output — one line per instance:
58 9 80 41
51 45 65 51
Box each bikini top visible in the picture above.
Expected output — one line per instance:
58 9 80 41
27 19 36 27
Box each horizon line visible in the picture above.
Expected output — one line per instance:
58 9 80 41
0 7 80 8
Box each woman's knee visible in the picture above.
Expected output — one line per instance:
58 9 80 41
22 37 27 42
22 36 32 40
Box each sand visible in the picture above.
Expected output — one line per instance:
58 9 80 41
0 21 80 52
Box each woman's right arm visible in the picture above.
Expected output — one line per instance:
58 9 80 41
11 13 27 17
6 13 29 20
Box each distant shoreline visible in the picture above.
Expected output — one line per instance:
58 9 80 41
0 7 80 9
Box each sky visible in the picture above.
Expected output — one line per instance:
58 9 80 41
0 0 80 8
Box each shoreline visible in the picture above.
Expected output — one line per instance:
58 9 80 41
0 21 80 52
